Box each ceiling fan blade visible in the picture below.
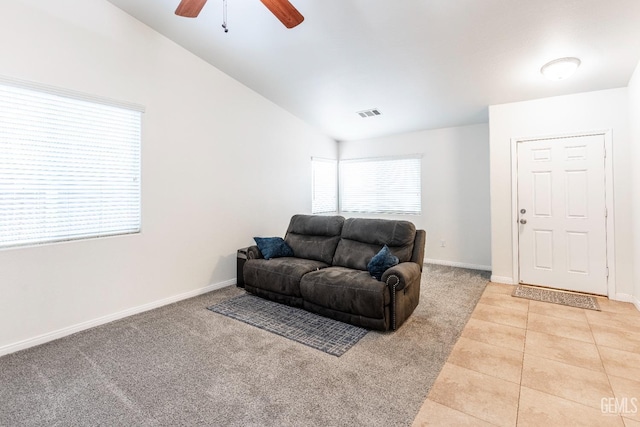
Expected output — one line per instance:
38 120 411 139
175 0 208 18
260 0 304 29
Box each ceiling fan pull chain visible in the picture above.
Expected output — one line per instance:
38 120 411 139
221 0 229 33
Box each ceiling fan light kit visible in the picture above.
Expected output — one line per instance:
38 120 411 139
540 57 581 81
174 0 304 29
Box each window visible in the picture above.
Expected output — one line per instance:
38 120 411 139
0 79 143 249
311 158 337 214
339 155 421 214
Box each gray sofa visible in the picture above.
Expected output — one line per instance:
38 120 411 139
243 215 426 331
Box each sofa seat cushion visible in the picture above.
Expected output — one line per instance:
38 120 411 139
244 258 329 297
299 267 390 319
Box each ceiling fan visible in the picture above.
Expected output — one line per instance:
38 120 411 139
175 0 304 29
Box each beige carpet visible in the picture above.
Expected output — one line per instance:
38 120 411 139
0 264 488 426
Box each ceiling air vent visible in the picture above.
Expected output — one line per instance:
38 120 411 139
357 108 382 118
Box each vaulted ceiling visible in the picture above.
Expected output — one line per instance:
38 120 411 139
107 0 640 141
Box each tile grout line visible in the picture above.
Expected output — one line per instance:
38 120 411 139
424 286 522 425
519 328 607 374
534 303 628 424
587 305 632 425
423 398 505 427
585 306 611 375
424 284 640 426
523 302 625 422
428 285 637 426
441 291 527 392
515 299 531 427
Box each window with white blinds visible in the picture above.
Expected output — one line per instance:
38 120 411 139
311 158 337 214
339 155 421 214
0 80 142 249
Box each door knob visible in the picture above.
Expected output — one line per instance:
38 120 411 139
520 219 527 224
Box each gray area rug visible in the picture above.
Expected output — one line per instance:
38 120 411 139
208 294 368 357
0 264 488 427
512 284 601 311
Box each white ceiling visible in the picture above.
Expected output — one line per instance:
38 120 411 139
106 0 640 141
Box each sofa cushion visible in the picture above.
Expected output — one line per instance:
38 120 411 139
332 218 416 270
253 236 294 259
284 214 345 264
243 257 329 297
367 245 399 280
300 266 390 320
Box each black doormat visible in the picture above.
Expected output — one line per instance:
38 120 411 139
207 294 368 356
512 285 600 311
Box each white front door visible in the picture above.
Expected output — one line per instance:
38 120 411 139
517 134 608 295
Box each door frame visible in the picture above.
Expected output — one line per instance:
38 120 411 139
510 129 616 297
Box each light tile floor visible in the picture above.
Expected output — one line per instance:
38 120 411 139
412 282 640 427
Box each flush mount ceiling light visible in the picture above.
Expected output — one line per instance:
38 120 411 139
540 57 581 81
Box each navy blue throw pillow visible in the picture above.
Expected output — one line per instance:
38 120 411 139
367 245 399 281
253 237 294 260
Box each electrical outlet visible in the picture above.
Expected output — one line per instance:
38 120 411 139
440 240 445 247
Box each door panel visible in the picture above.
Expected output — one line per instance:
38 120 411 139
566 170 587 217
517 134 607 295
533 172 552 216
566 231 589 273
533 230 553 270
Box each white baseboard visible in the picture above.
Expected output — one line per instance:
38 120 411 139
611 293 640 311
490 275 515 285
0 278 236 357
612 293 635 303
609 294 640 311
424 258 492 272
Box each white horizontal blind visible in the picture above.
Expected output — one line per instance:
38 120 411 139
340 155 421 214
0 82 142 249
311 158 337 214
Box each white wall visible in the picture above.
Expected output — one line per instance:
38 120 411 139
489 88 634 299
339 124 491 269
628 61 640 309
0 0 337 354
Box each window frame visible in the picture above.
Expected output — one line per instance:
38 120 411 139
311 157 338 214
338 154 422 215
0 77 144 250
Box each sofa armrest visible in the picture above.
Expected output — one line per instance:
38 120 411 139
381 262 421 291
246 245 264 260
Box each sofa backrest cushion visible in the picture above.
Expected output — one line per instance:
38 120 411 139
284 215 345 264
332 218 416 271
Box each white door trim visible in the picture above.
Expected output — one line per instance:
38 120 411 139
510 129 616 297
